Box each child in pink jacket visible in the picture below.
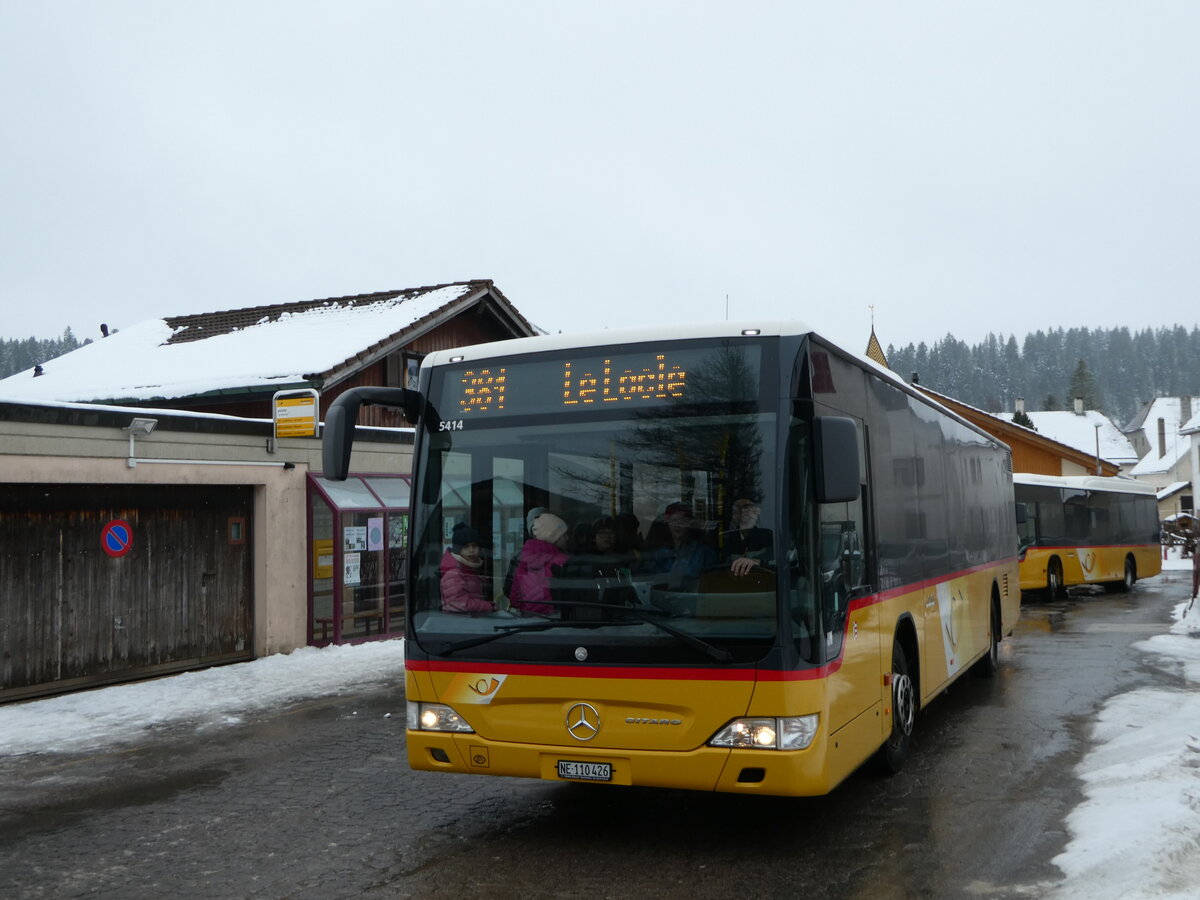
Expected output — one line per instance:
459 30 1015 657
440 524 493 614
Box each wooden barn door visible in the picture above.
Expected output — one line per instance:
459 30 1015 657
1 484 253 701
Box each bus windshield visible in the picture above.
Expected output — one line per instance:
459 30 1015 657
408 341 785 665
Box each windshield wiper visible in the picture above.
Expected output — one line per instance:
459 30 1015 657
438 620 602 655
617 605 733 663
436 600 733 663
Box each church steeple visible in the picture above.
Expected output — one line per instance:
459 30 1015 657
864 305 889 368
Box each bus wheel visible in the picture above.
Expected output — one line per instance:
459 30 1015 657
878 640 916 774
1046 558 1063 598
1106 557 1135 593
972 600 1000 678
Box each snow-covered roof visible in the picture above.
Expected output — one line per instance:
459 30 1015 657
0 281 526 404
1157 481 1190 501
996 410 1137 466
1183 408 1200 434
1126 396 1200 439
0 395 414 439
1013 472 1157 496
1131 434 1192 476
1124 397 1197 475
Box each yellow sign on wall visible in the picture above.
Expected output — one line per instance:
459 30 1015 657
274 390 319 438
313 539 334 580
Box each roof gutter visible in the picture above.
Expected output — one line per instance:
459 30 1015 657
127 456 298 470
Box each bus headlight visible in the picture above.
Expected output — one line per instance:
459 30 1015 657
407 701 475 733
708 715 818 750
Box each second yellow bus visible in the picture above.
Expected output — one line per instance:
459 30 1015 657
1014 473 1161 595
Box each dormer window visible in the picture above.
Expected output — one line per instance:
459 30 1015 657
386 351 423 389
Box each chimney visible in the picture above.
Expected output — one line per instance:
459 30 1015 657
911 372 920 385
1015 397 1025 414
1158 418 1166 458
1073 397 1084 416
1182 396 1193 425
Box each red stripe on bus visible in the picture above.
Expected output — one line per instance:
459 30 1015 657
1024 544 1151 551
871 556 1019 605
407 658 835 681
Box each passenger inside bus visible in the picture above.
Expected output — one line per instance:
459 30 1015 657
439 524 495 615
721 498 773 576
509 509 569 617
614 512 644 557
555 516 640 616
576 517 637 580
646 502 717 590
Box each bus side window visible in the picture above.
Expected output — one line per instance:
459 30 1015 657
819 518 863 652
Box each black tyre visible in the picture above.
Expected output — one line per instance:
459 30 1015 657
1105 557 1136 593
878 639 916 774
1046 558 1063 598
972 600 1000 678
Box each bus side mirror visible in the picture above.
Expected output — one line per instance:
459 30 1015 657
813 415 860 503
1015 502 1027 525
322 387 422 481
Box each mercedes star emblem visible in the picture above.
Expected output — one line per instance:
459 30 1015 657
566 702 600 741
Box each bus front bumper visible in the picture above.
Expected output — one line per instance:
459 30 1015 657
407 730 838 797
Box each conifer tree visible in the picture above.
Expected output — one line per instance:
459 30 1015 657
1012 408 1036 429
1068 359 1099 411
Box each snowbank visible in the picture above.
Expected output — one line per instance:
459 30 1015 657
0 639 405 756
1051 557 1200 899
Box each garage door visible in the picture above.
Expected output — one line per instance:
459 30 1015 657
0 484 253 701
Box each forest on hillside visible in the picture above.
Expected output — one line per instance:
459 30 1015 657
0 330 88 381
885 325 1200 428
3 325 1199 429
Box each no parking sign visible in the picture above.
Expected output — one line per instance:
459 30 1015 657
101 519 134 557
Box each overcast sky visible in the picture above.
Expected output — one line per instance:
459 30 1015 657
3 2 1198 354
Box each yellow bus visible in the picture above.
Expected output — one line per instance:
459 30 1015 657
323 323 1021 797
1014 473 1162 596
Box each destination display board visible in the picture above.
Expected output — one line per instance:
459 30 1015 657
433 342 763 418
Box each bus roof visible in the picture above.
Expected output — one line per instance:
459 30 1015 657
418 318 1008 453
420 320 817 367
1012 473 1157 496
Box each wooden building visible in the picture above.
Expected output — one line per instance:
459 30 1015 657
0 281 537 700
0 280 537 427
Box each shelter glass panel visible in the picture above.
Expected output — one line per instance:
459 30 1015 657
307 474 410 645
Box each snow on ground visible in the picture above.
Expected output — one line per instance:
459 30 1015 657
2 555 1199 896
1049 549 1200 900
0 639 405 757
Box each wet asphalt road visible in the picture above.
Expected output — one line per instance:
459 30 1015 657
1 567 1192 900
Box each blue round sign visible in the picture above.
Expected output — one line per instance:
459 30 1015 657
101 519 133 558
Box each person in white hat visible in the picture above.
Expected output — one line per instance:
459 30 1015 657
510 509 569 616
